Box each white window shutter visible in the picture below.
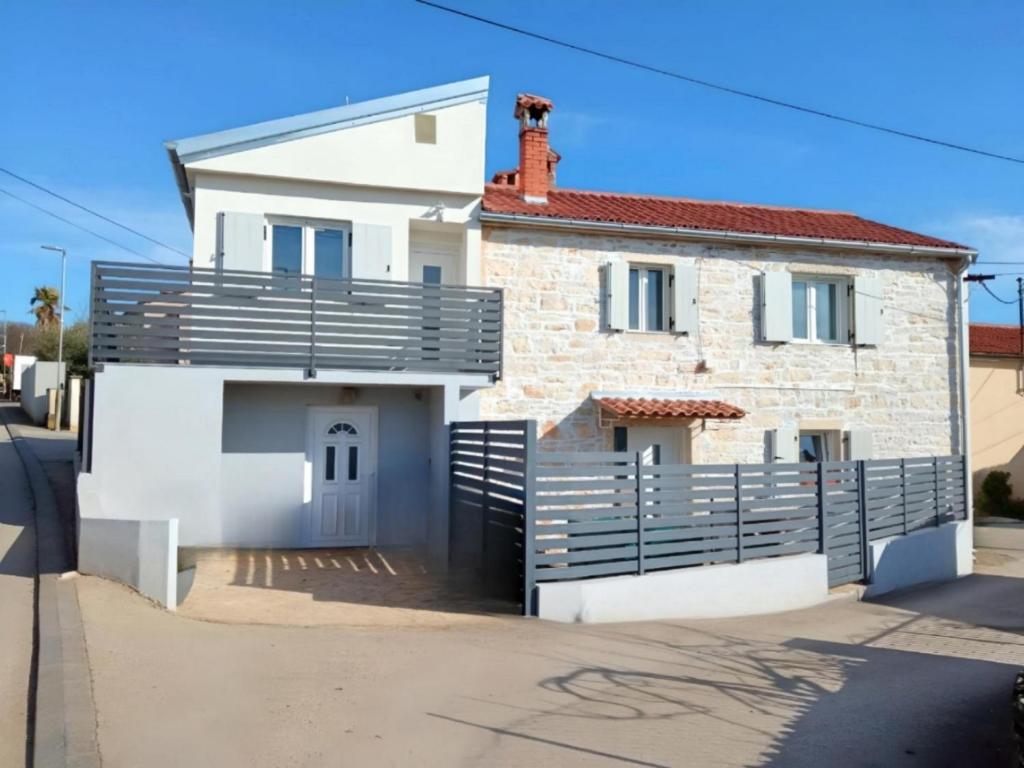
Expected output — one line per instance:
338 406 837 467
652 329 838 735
352 223 393 281
761 272 793 342
846 429 873 460
853 275 884 346
671 260 698 335
770 427 799 463
217 212 264 272
606 261 629 331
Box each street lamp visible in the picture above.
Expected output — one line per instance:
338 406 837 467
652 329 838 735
41 245 67 431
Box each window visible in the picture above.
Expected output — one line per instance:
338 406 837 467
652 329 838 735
792 276 848 343
347 445 359 481
613 426 628 453
271 225 303 274
628 266 668 332
269 220 351 279
414 113 437 144
324 445 336 482
798 431 836 462
327 422 358 436
422 265 442 285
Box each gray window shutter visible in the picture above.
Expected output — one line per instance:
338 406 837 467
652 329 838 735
671 260 698 335
770 427 799 463
846 429 873 460
352 223 393 280
761 271 793 342
853 275 884 346
606 261 629 331
217 212 264 272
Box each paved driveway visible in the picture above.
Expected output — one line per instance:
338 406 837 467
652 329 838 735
77 547 1024 767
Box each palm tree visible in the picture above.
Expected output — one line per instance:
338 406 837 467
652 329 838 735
30 286 60 327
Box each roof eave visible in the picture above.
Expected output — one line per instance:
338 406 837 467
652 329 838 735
164 141 194 231
479 210 976 259
169 76 490 165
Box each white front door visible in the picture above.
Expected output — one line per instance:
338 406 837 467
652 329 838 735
627 426 687 466
309 408 377 546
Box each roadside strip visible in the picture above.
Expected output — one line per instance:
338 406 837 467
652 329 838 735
0 408 101 768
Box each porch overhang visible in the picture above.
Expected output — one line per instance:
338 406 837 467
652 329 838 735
594 395 746 424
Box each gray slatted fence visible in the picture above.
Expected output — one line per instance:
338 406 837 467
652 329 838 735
90 261 503 378
449 421 535 602
528 452 968 595
449 419 969 613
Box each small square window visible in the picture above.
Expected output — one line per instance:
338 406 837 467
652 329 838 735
415 113 436 144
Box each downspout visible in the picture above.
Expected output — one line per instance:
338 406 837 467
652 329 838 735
956 251 975 557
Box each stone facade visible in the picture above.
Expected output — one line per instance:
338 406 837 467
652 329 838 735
479 225 963 462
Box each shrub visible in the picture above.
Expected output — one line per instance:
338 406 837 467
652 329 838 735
978 470 1014 517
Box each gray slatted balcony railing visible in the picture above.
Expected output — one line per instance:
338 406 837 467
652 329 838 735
89 261 503 378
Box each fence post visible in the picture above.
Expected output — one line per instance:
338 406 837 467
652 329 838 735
858 460 869 580
817 462 827 556
934 456 941 527
481 422 491 571
901 458 908 536
962 454 969 521
736 464 744 564
308 276 318 379
521 420 538 617
635 452 645 576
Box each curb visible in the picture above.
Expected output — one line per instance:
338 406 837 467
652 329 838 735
0 408 101 768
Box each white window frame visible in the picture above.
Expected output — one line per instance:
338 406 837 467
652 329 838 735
265 216 352 278
628 265 670 333
791 275 849 344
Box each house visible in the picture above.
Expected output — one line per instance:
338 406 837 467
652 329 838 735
969 322 1024 499
76 78 975 610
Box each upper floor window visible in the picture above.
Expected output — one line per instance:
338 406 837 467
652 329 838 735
268 219 351 279
791 276 848 343
628 266 668 332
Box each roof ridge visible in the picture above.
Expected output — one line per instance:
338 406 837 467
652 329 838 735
484 182 854 216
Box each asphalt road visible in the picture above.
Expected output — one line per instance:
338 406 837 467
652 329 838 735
75 547 1024 767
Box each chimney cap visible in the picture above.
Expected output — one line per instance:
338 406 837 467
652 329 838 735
514 93 555 122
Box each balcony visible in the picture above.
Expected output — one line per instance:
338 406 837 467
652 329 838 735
89 262 503 379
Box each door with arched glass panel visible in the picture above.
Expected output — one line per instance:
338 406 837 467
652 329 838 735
309 409 376 546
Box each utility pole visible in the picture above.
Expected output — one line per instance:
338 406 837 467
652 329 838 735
1018 278 1024 357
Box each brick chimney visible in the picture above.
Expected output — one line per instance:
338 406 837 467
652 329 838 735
514 93 556 204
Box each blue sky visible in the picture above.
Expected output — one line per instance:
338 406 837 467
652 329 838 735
1 0 1022 329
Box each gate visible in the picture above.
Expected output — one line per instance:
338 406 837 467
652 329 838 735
821 461 866 587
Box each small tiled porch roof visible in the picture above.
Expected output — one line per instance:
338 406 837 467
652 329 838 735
595 397 746 420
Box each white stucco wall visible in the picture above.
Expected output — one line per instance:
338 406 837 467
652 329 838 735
537 552 829 623
480 227 962 461
86 365 486 555
20 361 65 425
187 99 486 196
864 521 972 598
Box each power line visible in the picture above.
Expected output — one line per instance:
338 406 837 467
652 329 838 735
416 0 1024 166
0 186 170 265
978 281 1016 305
0 166 191 259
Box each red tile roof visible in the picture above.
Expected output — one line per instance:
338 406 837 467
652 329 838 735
482 185 968 251
970 323 1024 357
596 397 746 420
